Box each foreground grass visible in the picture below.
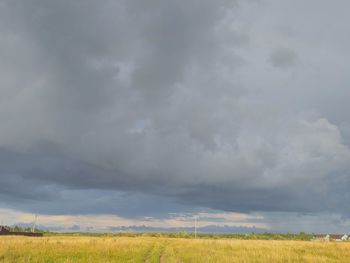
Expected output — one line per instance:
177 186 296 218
1 236 350 262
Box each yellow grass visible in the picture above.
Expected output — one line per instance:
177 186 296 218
1 236 350 262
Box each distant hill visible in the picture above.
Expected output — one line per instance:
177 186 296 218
103 225 266 233
12 222 266 234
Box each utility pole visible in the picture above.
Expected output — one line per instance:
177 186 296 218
194 216 197 240
31 215 37 233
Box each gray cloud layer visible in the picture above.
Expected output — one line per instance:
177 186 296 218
1 0 350 218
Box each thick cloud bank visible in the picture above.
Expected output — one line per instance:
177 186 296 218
1 0 350 216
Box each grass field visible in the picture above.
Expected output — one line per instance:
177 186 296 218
1 236 350 262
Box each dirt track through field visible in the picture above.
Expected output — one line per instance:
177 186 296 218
144 240 167 263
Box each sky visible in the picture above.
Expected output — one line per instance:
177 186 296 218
1 0 350 233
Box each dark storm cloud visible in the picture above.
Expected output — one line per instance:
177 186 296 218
1 0 350 220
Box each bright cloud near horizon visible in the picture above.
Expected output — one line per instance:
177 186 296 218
1 0 350 233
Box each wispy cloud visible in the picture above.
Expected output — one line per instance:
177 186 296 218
0 208 268 231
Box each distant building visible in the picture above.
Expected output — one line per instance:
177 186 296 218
0 225 10 234
313 234 349 242
0 225 43 237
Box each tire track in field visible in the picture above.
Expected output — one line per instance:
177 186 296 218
159 243 166 263
159 251 166 263
144 240 168 263
144 241 156 263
